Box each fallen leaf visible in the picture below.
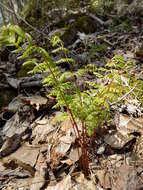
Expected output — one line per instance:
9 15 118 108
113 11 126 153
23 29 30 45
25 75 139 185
46 175 72 190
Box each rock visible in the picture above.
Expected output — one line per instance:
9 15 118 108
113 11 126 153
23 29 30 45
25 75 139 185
96 144 106 155
55 132 75 155
112 164 138 190
8 95 24 113
46 175 72 190
21 95 48 111
30 162 47 190
108 154 123 166
135 42 143 61
0 89 17 107
0 103 34 159
61 15 100 46
50 128 76 168
17 62 35 78
96 170 111 189
0 134 22 158
0 47 10 62
0 167 31 178
46 172 97 190
69 148 82 163
115 113 143 135
5 74 20 89
31 116 55 145
74 172 97 190
104 132 134 149
0 61 16 73
2 110 32 138
0 143 40 179
61 25 77 46
74 16 98 34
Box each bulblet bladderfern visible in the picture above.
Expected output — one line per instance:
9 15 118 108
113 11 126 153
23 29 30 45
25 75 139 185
0 24 32 51
1 25 143 133
1 24 143 175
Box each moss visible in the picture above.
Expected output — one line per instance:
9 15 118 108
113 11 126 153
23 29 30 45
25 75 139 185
61 24 77 46
61 15 97 46
89 0 114 16
54 13 83 28
17 63 35 78
75 16 96 34
22 0 45 29
119 20 132 31
56 21 67 28
29 17 36 25
91 44 107 53
89 43 108 59
109 19 132 32
24 0 36 21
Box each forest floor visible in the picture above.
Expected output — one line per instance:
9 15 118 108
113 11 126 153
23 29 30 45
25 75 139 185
0 13 143 190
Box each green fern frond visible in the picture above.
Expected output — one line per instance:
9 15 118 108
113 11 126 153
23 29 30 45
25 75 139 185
29 62 49 74
0 24 33 48
15 36 23 47
74 68 86 77
59 72 74 82
36 47 56 67
12 47 23 53
23 58 38 66
0 25 16 46
36 47 50 59
18 45 36 59
24 33 33 45
51 35 63 47
56 58 75 65
52 112 69 124
9 25 24 36
43 75 56 86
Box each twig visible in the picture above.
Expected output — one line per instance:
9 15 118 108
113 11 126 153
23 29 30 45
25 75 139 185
88 13 105 25
97 36 114 46
111 85 136 105
102 38 114 46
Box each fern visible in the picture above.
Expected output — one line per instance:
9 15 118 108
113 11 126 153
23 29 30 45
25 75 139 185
56 58 75 65
52 47 69 54
1 24 143 175
0 24 32 48
51 35 63 47
1 24 142 132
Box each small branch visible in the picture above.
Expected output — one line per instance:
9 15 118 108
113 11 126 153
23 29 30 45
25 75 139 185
88 13 105 25
97 36 114 46
111 85 136 105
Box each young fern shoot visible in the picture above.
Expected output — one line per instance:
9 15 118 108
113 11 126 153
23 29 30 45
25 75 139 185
1 25 143 175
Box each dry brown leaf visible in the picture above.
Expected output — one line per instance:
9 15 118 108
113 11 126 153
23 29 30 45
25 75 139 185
61 118 73 132
69 148 82 163
115 113 143 136
61 159 73 165
22 95 47 110
46 175 72 190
